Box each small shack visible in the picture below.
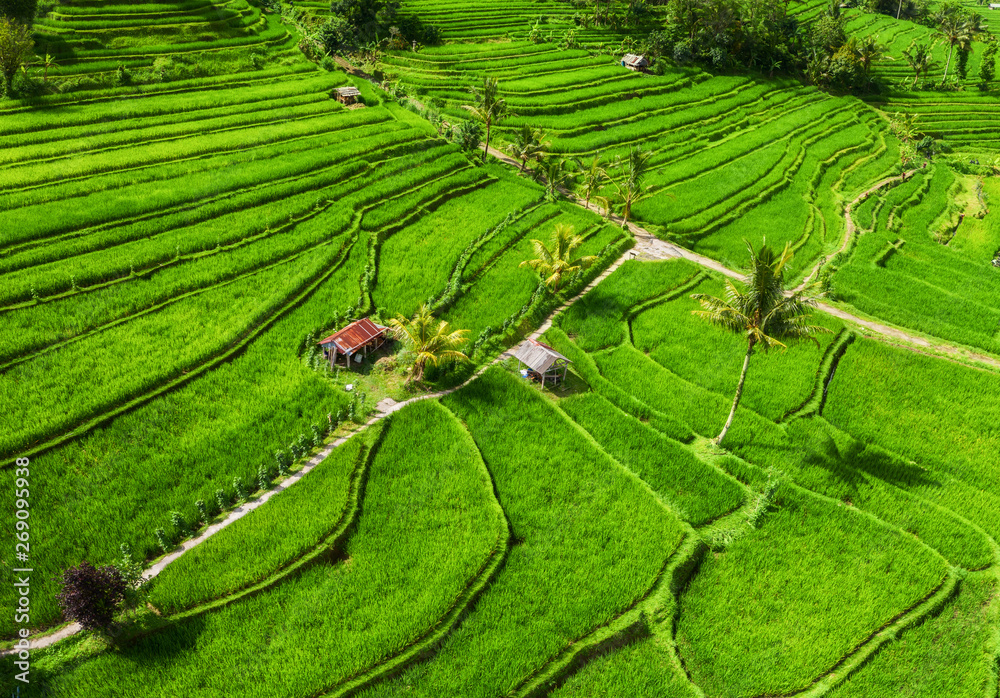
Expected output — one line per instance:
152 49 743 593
621 54 649 72
512 338 572 386
318 318 390 371
333 86 362 106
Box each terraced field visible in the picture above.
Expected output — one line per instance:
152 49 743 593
2 2 1000 697
383 42 901 277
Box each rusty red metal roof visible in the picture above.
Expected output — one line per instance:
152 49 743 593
318 319 389 354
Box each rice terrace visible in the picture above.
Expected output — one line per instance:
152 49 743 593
2 0 1000 694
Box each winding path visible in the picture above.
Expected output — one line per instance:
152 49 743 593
11 103 997 658
481 144 1000 371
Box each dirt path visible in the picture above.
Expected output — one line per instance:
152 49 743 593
482 144 1000 370
3 229 640 655
12 87 995 657
793 169 918 292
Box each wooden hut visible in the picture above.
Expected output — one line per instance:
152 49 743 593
621 54 649 72
333 86 362 105
512 338 572 386
318 319 390 371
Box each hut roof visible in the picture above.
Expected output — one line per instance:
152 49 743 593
511 338 571 374
334 86 362 97
318 319 389 354
622 53 649 68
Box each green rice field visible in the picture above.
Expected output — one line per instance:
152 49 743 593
1 1 999 696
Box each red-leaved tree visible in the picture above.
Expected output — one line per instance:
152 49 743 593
54 561 128 635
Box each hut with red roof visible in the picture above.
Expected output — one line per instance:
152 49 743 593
318 318 390 370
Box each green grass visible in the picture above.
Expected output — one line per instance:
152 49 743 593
677 484 948 697
19 400 505 697
827 571 1000 698
146 435 367 614
558 392 743 526
362 368 684 697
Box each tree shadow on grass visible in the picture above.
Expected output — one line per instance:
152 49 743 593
791 417 940 494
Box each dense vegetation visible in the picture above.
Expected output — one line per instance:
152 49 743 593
1 0 999 696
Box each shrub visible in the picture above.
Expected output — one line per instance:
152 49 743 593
214 489 227 513
54 561 128 636
195 500 208 524
320 55 337 72
112 63 132 87
233 476 247 502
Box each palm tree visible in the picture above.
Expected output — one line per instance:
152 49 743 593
463 76 510 163
902 42 936 88
936 12 972 84
575 153 609 212
387 304 470 383
533 156 575 201
608 145 654 228
856 35 888 84
505 124 549 172
520 223 598 293
691 240 830 445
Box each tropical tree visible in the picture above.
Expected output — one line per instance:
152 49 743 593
505 124 549 172
0 16 32 96
691 240 829 445
0 0 37 25
608 145 654 228
533 156 575 201
902 42 936 88
856 35 888 84
388 304 469 383
935 10 973 84
463 76 510 163
979 37 997 86
519 223 597 293
36 50 56 81
575 153 610 213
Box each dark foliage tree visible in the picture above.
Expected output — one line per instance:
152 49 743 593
54 561 128 635
0 0 36 25
0 16 31 97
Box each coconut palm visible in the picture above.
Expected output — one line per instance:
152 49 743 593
856 35 888 83
463 76 510 163
533 155 575 201
608 145 654 228
691 240 830 445
520 223 598 293
902 42 936 88
387 304 470 383
936 11 974 84
505 124 550 172
575 153 610 213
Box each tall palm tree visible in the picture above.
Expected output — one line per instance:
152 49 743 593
936 12 972 84
387 304 469 383
575 153 609 212
902 42 936 88
520 223 597 293
691 240 830 445
505 124 550 172
463 76 510 163
609 145 654 228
